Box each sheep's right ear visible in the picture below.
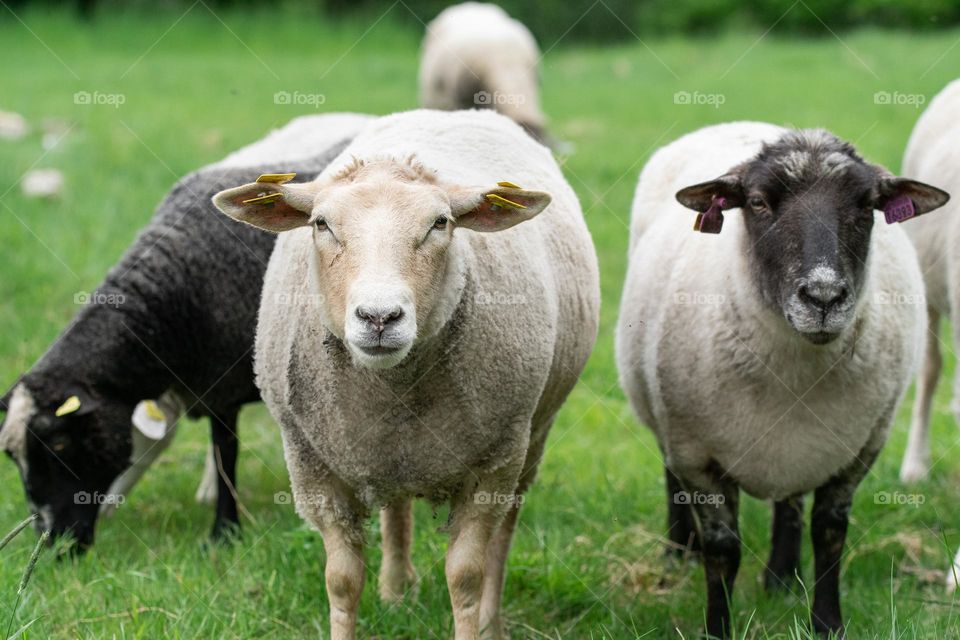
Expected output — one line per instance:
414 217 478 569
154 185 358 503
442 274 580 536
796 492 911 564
675 174 745 212
212 179 319 233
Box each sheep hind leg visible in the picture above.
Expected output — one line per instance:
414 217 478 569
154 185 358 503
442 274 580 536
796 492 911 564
378 499 417 602
901 307 941 483
764 495 804 593
209 408 240 541
666 466 700 556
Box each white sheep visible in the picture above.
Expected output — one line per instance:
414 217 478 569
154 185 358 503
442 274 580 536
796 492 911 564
895 80 960 591
212 108 599 640
616 121 948 638
420 3 547 142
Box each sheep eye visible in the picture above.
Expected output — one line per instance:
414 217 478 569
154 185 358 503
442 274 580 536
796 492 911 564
748 196 768 212
315 218 328 232
433 216 449 230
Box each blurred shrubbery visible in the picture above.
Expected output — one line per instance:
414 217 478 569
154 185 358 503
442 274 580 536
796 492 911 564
7 0 960 40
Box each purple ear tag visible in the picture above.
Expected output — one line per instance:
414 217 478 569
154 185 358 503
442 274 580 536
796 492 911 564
883 195 916 224
694 196 726 234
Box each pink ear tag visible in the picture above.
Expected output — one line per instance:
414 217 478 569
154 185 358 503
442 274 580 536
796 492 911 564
883 195 916 224
694 196 726 234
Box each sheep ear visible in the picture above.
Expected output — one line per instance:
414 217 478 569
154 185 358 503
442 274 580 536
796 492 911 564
449 185 551 232
54 388 100 418
876 176 950 217
212 180 319 233
676 174 745 212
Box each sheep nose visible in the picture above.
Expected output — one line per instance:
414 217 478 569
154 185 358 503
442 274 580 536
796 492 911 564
355 306 404 333
798 279 848 312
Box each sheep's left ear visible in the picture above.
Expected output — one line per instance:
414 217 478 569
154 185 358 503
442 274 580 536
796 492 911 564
876 176 950 218
54 388 100 418
448 184 551 232
212 176 319 233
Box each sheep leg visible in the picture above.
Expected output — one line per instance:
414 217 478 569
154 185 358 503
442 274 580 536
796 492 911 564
688 475 740 639
321 523 366 640
810 424 884 638
764 495 804 592
478 501 520 639
378 499 417 602
209 408 240 541
901 307 941 483
666 466 700 555
446 474 520 640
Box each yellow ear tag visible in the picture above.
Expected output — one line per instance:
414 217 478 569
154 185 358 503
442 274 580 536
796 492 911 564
497 181 522 189
143 400 164 422
256 173 296 184
55 396 81 417
242 192 283 206
486 193 527 209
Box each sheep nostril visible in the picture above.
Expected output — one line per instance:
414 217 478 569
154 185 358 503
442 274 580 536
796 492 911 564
798 282 848 312
355 306 404 333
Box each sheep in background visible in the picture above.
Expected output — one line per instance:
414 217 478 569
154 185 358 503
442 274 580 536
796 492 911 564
0 113 372 549
616 122 949 638
420 3 549 143
212 109 599 640
893 80 960 591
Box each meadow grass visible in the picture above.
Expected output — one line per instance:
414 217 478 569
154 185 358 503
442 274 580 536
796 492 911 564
2 5 960 638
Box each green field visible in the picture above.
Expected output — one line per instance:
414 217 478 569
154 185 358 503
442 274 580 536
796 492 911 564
3 6 960 639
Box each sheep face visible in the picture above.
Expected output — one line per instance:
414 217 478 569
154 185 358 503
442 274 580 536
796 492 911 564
0 383 133 550
677 129 949 345
213 158 551 369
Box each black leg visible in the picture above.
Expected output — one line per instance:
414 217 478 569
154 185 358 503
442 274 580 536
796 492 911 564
810 483 851 638
666 466 700 555
210 408 240 541
765 495 804 592
685 474 740 639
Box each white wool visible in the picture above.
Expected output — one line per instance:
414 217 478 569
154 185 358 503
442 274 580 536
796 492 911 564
215 113 374 169
419 3 544 127
897 81 960 587
617 121 925 501
255 108 599 513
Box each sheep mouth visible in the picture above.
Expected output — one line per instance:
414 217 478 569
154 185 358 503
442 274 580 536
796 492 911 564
798 330 841 345
356 345 403 356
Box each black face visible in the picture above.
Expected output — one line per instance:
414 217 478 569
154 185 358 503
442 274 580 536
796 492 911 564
677 129 950 344
1 384 133 551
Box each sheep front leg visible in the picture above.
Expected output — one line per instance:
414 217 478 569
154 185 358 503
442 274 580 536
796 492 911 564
901 307 941 483
446 474 520 640
764 495 804 592
379 499 417 602
320 523 366 640
478 501 520 639
666 466 699 555
686 475 740 639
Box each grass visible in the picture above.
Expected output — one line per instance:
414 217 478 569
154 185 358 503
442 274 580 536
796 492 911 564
2 4 960 638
